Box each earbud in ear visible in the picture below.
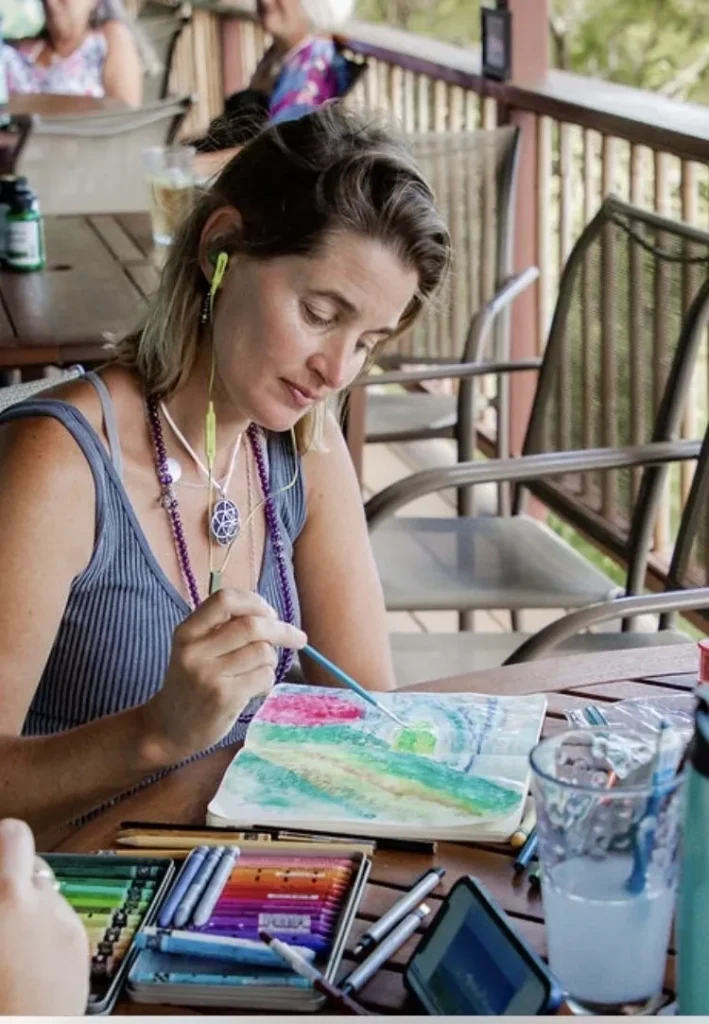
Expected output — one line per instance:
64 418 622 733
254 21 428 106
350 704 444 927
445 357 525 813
209 252 229 295
206 251 230 323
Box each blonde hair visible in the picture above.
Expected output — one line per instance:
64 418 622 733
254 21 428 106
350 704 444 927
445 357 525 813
115 106 450 453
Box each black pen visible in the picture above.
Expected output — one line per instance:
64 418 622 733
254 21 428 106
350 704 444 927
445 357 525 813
353 867 445 957
513 827 538 873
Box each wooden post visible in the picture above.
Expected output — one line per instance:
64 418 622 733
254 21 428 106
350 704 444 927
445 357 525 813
504 0 549 455
221 16 251 98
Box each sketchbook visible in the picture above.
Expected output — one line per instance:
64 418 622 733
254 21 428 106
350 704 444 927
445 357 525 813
207 685 546 842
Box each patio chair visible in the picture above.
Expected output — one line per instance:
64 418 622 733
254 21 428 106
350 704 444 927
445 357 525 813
0 114 32 175
16 95 193 214
0 366 86 413
136 0 192 103
359 196 709 682
363 126 531 514
371 426 709 684
503 414 709 664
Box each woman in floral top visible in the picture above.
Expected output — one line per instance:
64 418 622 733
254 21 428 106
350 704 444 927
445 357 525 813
194 0 356 178
3 0 142 106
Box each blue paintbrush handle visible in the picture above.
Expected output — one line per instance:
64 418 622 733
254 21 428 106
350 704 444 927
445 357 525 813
302 644 376 706
302 644 406 728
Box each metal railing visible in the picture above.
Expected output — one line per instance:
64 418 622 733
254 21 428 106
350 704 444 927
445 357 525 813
161 0 709 601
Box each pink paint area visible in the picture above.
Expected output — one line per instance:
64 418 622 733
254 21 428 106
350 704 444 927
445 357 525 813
259 693 364 726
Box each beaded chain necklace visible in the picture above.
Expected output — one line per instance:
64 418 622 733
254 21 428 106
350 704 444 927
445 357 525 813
145 395 296 684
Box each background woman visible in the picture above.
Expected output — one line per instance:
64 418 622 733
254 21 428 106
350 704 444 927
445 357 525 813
194 0 356 176
0 106 449 836
3 0 142 106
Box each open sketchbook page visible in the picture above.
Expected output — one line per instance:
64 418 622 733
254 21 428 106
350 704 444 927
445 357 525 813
208 686 547 841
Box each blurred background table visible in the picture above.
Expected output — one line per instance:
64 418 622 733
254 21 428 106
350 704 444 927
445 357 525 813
0 213 159 373
8 94 127 117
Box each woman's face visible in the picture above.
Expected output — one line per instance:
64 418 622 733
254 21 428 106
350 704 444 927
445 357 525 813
44 0 95 38
255 0 310 45
210 230 419 435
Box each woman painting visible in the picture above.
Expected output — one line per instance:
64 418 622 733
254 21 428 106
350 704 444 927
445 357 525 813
0 106 449 833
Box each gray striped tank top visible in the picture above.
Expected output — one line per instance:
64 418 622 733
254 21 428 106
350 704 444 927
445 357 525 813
0 373 306 745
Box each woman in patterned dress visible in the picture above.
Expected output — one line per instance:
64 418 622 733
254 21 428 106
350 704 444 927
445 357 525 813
3 0 142 106
194 0 355 178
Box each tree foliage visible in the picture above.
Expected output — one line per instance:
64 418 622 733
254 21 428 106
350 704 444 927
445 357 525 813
356 0 709 102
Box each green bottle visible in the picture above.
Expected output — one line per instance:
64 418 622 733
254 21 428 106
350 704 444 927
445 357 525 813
0 174 17 263
5 181 45 271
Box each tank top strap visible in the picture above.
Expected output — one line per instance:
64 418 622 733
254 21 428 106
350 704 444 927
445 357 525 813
265 429 306 540
83 371 124 481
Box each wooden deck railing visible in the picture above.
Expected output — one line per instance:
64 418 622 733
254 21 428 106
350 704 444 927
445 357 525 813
166 0 709 597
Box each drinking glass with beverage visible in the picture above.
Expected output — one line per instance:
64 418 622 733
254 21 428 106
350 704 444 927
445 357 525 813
530 727 685 1015
143 145 195 246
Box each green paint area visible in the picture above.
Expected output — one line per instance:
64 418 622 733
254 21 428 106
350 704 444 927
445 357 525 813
252 734 520 819
225 750 379 818
254 721 391 752
394 724 437 755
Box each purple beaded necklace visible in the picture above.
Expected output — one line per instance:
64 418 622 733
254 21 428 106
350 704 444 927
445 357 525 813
146 395 295 683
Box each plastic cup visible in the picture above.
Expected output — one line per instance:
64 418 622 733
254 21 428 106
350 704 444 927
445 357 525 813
143 145 195 246
530 727 685 1015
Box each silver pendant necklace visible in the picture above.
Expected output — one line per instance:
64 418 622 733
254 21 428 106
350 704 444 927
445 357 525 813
159 401 243 547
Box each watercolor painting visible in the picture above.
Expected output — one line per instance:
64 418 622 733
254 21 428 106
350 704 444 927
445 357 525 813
208 686 546 841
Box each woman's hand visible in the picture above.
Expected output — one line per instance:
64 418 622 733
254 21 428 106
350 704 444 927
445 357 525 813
141 589 307 766
0 819 90 1015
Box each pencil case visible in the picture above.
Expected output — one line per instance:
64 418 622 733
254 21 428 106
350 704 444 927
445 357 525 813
43 852 176 1015
126 845 371 1011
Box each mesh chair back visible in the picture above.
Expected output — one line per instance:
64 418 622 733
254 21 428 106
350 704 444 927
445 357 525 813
0 367 85 413
661 421 709 632
136 0 192 103
386 126 519 364
17 95 192 214
521 196 709 591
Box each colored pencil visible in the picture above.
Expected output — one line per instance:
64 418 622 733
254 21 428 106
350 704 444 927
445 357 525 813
47 861 163 880
59 880 157 897
192 847 241 927
509 804 537 850
113 836 372 855
136 926 318 966
173 846 224 928
158 845 209 927
117 818 432 854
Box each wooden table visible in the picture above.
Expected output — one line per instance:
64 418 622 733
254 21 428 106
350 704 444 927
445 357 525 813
9 94 126 117
48 643 699 1015
0 213 159 370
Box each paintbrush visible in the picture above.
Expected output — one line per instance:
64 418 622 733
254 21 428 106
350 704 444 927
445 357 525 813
302 644 407 728
260 929 373 1015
